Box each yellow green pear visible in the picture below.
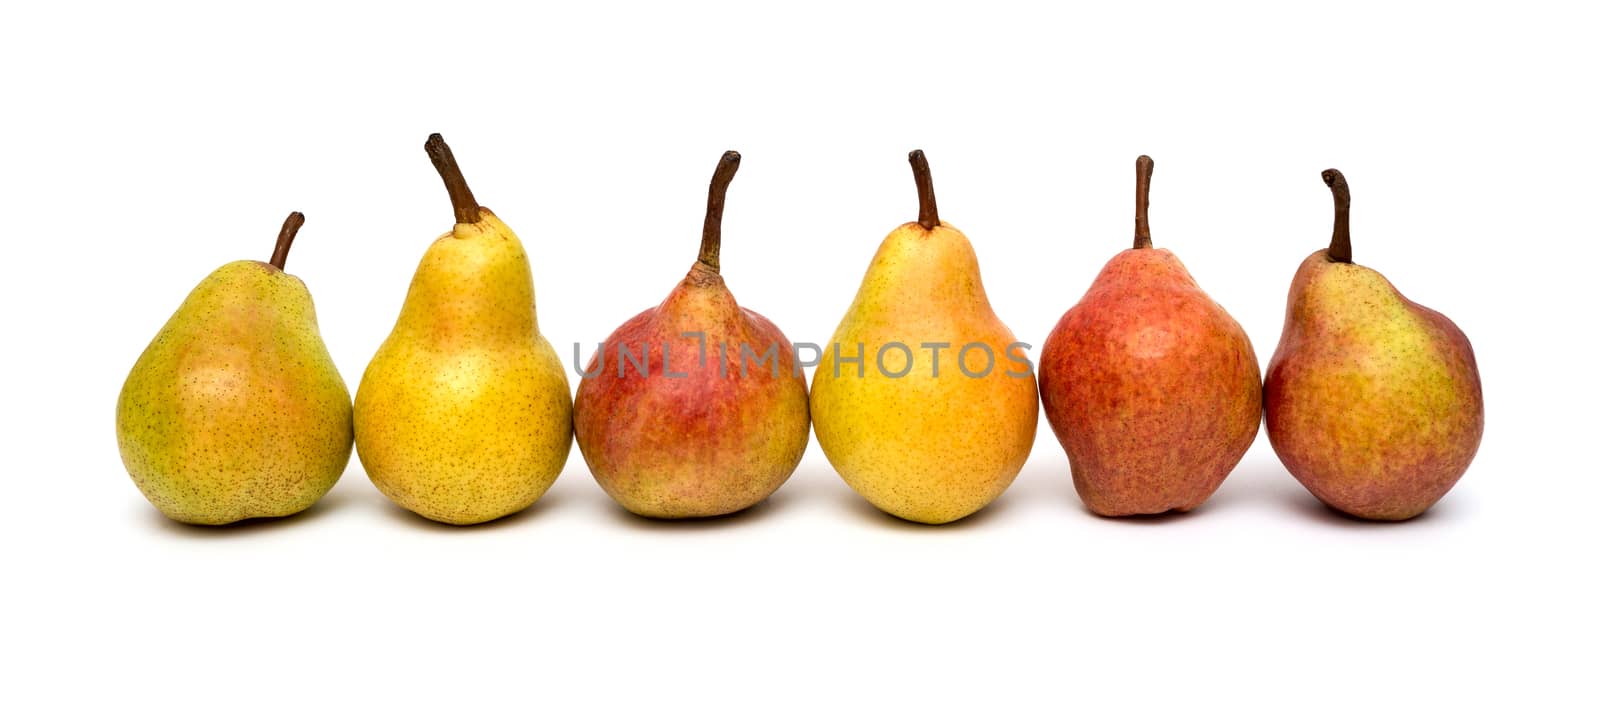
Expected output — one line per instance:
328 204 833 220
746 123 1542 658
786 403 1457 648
354 134 572 525
116 212 353 525
811 150 1039 524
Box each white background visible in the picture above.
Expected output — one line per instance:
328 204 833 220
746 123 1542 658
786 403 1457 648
2 1 1595 707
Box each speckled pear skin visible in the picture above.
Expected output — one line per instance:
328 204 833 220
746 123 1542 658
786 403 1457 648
811 221 1039 524
1039 248 1261 516
354 208 573 525
116 260 353 525
573 263 810 518
1265 250 1483 520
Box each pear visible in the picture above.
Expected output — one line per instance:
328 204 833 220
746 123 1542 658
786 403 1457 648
354 134 573 525
1038 156 1261 516
116 212 353 525
1264 169 1484 521
573 151 810 518
811 150 1039 524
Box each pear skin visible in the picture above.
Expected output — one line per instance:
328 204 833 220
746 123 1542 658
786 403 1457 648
1264 170 1483 521
574 152 810 518
117 213 353 525
354 135 573 525
1039 156 1261 516
811 150 1039 524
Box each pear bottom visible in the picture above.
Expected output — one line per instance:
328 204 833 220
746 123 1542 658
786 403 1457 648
573 267 811 521
355 346 573 526
813 367 1038 525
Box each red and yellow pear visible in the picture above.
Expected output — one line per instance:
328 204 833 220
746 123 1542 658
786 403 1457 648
573 151 810 519
1264 169 1483 521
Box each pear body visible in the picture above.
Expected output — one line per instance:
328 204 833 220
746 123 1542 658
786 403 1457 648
354 209 573 525
811 222 1038 524
574 263 809 518
117 260 353 525
1039 248 1261 516
1264 250 1483 520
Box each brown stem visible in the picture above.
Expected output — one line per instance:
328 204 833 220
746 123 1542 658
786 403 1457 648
698 151 741 272
425 133 481 224
268 212 305 270
1322 169 1352 263
1134 155 1154 248
908 149 939 229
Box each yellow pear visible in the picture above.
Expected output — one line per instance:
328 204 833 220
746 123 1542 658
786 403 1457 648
116 213 353 525
811 150 1039 524
354 134 573 525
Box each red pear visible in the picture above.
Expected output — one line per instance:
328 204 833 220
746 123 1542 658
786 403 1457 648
1039 156 1262 516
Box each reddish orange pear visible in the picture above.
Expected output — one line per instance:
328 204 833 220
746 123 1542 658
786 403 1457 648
1039 156 1262 516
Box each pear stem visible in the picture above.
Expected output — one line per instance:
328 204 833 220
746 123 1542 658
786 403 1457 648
1323 169 1352 263
425 133 481 224
1134 155 1154 249
698 151 741 272
268 212 305 270
909 149 939 230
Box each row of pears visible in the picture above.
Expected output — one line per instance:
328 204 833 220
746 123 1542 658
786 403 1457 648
115 135 1484 527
